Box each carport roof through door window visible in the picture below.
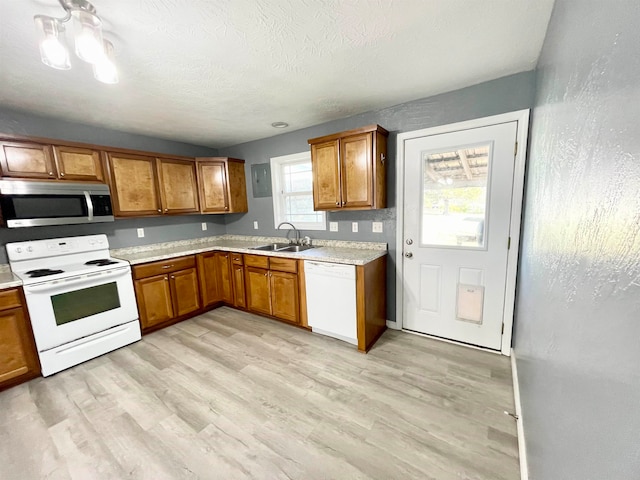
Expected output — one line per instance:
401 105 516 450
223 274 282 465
421 144 491 249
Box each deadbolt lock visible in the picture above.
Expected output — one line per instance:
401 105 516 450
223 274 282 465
406 239 413 245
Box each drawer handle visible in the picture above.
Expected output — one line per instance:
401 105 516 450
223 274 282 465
162 265 174 269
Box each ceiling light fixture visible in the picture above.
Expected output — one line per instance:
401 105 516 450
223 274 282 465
33 0 118 83
271 122 289 128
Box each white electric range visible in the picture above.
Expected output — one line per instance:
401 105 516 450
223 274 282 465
7 234 141 376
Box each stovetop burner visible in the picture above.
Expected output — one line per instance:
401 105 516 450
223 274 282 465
85 259 119 266
25 268 64 278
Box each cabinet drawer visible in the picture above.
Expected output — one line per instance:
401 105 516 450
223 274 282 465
269 257 298 273
133 255 196 279
0 288 22 311
231 253 244 265
244 254 269 269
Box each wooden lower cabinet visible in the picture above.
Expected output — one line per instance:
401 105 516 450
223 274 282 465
197 251 221 308
215 252 234 304
0 288 40 390
132 256 200 332
232 263 246 308
245 267 271 315
170 268 200 317
245 256 300 324
270 270 299 323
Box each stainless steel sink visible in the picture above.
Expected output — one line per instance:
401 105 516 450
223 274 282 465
250 243 290 251
250 243 315 252
278 245 315 252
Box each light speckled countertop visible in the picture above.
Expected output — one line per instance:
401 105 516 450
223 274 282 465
0 264 22 290
111 235 387 266
0 235 387 289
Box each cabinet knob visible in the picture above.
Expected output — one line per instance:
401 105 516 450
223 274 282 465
225 206 229 210
336 202 340 206
157 209 162 213
171 275 175 279
164 276 169 281
264 273 268 277
60 172 65 177
164 208 168 212
48 171 54 176
342 201 346 206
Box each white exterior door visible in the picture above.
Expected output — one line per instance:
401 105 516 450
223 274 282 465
402 121 519 350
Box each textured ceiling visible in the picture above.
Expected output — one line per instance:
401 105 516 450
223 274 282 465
0 0 554 148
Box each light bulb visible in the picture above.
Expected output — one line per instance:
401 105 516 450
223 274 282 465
93 39 118 84
34 16 71 70
71 9 104 64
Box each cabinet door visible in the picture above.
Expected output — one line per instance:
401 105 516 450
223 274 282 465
106 153 162 216
311 140 341 210
270 271 300 323
170 268 200 317
52 146 104 182
232 264 246 308
215 252 234 304
0 141 57 179
0 307 40 385
245 267 271 315
340 132 373 208
197 252 221 308
157 158 200 214
134 274 174 330
198 160 229 213
226 159 248 213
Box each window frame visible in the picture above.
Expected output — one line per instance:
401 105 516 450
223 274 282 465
270 151 326 231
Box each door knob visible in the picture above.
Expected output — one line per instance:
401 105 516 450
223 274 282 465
406 239 413 245
404 252 413 258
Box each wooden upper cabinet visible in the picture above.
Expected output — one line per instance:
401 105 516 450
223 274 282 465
52 145 104 182
308 124 388 211
106 152 162 216
341 132 373 208
157 158 199 214
0 141 57 179
311 140 341 210
196 158 248 214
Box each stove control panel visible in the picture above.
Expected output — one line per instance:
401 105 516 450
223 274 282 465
7 234 109 262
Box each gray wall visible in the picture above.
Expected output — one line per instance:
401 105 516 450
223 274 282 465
220 71 536 321
514 1 640 478
0 108 225 263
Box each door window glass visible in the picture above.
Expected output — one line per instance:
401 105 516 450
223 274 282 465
51 282 121 325
421 144 491 248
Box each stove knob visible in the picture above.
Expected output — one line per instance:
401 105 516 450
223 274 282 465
27 246 33 252
15 247 22 253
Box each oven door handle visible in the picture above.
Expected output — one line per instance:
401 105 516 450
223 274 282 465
24 268 130 293
84 191 94 221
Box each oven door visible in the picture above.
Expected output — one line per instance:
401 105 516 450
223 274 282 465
22 267 139 352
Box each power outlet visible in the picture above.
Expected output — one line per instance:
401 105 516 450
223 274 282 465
253 221 259 230
201 222 207 231
372 222 383 233
329 222 338 232
352 222 358 233
137 228 144 238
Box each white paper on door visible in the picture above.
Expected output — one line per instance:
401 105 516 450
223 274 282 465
456 284 484 324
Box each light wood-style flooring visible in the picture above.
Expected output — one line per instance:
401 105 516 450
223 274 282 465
0 307 519 480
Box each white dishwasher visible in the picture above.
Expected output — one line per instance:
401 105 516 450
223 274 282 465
304 260 357 345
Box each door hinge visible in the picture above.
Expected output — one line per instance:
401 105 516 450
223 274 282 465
508 236 511 249
514 141 518 156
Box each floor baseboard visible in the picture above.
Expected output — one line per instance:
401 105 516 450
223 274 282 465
511 348 529 480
